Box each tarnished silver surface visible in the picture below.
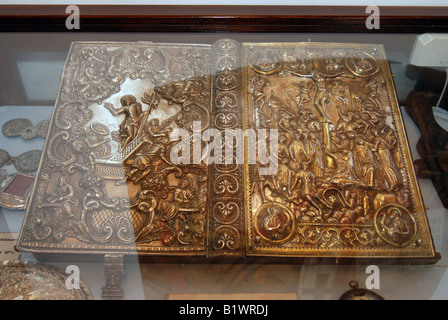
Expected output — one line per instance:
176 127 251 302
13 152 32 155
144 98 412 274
0 260 93 300
11 150 42 173
0 149 42 173
18 41 212 255
2 118 50 140
2 118 33 138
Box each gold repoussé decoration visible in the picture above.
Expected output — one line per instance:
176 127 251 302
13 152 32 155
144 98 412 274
243 42 435 259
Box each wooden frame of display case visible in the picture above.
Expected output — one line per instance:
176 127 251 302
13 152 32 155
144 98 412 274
0 5 447 33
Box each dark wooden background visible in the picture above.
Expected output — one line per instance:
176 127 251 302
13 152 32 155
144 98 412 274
0 5 447 105
0 5 447 33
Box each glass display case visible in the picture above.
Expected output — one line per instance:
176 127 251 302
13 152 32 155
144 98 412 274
0 5 448 303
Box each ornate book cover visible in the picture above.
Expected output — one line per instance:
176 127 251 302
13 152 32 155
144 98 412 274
16 39 438 263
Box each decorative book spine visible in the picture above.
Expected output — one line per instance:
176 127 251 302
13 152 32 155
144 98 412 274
208 39 246 257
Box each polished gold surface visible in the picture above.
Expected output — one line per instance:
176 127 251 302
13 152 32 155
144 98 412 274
16 40 437 262
243 42 436 259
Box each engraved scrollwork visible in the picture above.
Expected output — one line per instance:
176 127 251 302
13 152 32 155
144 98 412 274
296 224 377 248
66 49 118 103
216 56 237 71
168 47 211 81
339 227 359 247
299 225 321 245
47 131 77 166
81 188 134 244
108 48 167 82
320 227 341 247
32 219 52 241
215 91 238 109
213 201 240 225
214 112 238 129
69 46 169 103
215 39 238 56
215 72 238 91
213 174 239 194
357 228 376 246
181 102 211 131
212 225 240 251
215 155 238 173
209 39 244 256
54 101 93 131
103 215 135 244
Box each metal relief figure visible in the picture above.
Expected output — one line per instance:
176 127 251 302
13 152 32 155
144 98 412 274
353 136 380 188
288 70 342 121
104 94 146 150
372 132 402 191
380 208 411 245
287 69 347 151
42 176 76 219
288 132 306 171
328 131 361 185
265 90 283 126
285 80 315 116
174 177 198 209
